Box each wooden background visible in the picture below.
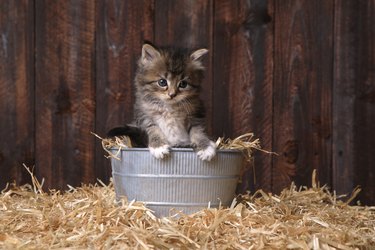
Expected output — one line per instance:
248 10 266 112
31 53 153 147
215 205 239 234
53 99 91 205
1 0 374 205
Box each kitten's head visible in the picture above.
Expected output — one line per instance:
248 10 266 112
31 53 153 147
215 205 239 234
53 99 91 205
135 43 208 104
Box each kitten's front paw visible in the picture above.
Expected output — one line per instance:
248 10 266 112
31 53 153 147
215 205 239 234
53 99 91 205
197 141 217 161
149 145 170 159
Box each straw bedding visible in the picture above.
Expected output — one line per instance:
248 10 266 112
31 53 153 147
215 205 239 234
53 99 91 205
1 135 374 249
1 166 374 249
96 132 264 161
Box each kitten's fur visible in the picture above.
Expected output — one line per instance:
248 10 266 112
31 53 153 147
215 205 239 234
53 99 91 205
108 43 216 161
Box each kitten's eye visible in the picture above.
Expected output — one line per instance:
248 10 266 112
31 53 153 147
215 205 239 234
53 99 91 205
157 79 168 87
179 80 188 89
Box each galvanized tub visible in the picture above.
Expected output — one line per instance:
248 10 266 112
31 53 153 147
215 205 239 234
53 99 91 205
110 148 244 217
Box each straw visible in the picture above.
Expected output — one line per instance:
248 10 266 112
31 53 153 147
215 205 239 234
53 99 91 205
94 131 269 161
1 167 374 249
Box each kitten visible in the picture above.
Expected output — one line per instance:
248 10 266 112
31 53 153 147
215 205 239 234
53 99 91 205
108 43 216 161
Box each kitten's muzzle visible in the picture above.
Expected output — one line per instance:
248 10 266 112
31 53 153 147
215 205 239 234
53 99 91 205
168 91 177 99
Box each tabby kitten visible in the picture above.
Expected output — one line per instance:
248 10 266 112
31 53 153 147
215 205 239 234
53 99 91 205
108 43 216 161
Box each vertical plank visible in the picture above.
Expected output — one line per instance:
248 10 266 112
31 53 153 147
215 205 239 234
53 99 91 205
0 1 34 187
212 0 234 138
213 0 274 192
35 1 96 189
333 0 375 205
154 0 212 48
95 0 154 183
243 0 274 192
273 0 333 193
154 0 213 134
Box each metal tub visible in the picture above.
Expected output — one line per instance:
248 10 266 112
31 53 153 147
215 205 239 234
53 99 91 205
110 148 244 217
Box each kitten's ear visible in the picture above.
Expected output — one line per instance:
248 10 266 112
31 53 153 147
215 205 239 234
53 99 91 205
190 48 208 61
141 44 161 65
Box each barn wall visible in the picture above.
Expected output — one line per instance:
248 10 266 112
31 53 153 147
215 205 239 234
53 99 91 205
0 0 374 205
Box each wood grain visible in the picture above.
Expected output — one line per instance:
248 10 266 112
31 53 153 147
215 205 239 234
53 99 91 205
272 0 333 193
213 0 274 192
95 0 154 184
333 0 375 205
212 0 235 138
0 1 34 188
35 1 96 189
243 0 274 192
0 1 374 205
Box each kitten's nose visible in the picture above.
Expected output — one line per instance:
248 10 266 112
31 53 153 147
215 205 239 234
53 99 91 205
168 91 177 99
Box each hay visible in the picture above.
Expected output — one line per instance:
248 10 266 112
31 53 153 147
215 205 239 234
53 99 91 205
216 132 275 160
94 132 267 161
92 132 132 160
1 168 374 249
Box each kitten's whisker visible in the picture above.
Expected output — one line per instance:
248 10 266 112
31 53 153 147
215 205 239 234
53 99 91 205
179 99 191 115
178 101 185 114
143 93 165 111
184 99 194 114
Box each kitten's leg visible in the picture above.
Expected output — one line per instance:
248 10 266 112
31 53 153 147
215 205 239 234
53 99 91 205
147 126 170 159
189 126 216 161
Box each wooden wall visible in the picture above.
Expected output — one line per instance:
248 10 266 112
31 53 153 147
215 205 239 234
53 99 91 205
1 0 374 205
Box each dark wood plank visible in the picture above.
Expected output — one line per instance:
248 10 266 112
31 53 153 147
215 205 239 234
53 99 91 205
95 0 154 183
0 0 34 188
243 0 274 193
154 0 212 48
212 0 235 138
333 0 375 205
35 1 96 189
154 0 214 134
213 0 274 192
272 0 333 193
